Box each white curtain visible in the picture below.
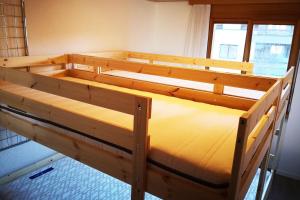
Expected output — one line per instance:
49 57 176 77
184 5 211 58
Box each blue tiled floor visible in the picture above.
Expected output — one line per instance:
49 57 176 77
0 157 159 200
0 156 270 200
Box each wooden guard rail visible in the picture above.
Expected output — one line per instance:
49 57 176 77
229 67 295 200
0 66 152 200
125 51 254 74
278 67 294 119
68 54 273 91
60 50 253 74
229 80 281 200
0 54 68 68
68 54 277 111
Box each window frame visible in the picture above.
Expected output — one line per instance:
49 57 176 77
207 19 298 70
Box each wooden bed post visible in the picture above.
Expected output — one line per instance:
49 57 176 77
228 116 249 200
131 97 151 200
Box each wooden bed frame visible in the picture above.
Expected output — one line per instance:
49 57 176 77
0 52 294 200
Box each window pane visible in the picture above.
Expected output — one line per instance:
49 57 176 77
250 24 294 77
211 23 247 61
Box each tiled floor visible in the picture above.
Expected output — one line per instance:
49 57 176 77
0 156 268 200
0 157 159 200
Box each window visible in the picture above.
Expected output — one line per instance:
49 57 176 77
209 23 295 77
250 25 294 77
211 23 247 62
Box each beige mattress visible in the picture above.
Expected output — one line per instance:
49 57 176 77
0 77 247 188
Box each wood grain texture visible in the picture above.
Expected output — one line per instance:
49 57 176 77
132 98 151 200
0 80 134 150
126 51 253 73
68 69 256 110
245 80 281 136
0 55 68 68
0 67 147 115
282 67 295 88
69 54 275 91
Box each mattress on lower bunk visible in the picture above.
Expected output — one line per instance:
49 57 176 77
0 77 247 188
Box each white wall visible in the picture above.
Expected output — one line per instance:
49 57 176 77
25 0 156 55
277 64 300 180
152 2 192 55
25 0 193 56
25 0 194 56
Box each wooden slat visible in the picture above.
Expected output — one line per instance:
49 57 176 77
69 54 109 67
282 67 294 88
213 84 224 95
11 63 65 71
69 54 275 91
127 51 195 64
36 69 69 77
127 51 253 73
29 65 64 73
243 106 276 172
68 69 256 110
132 98 151 200
244 80 281 136
0 81 134 150
276 100 288 128
0 67 147 115
0 54 68 68
278 84 291 113
79 51 128 60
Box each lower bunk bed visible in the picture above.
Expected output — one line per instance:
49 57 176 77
0 54 295 200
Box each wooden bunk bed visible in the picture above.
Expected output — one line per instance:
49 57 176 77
0 52 294 200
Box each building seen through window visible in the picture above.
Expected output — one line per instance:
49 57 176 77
250 25 294 77
211 23 294 77
211 24 247 62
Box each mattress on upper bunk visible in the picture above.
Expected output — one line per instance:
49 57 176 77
0 77 248 188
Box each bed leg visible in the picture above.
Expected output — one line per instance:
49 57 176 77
131 98 151 200
255 149 270 200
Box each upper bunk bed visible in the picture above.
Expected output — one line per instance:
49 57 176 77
0 52 295 200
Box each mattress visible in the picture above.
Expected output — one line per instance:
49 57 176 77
0 77 248 188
